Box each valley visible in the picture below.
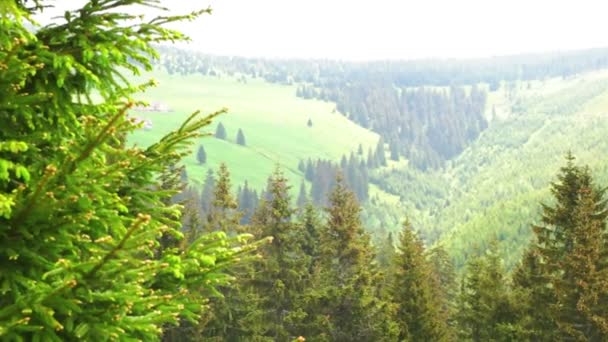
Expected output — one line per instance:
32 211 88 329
129 50 608 270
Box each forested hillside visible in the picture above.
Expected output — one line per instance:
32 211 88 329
156 46 608 169
4 1 608 341
143 47 608 269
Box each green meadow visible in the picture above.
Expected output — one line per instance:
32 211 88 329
129 71 380 190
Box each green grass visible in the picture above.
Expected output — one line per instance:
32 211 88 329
128 71 380 191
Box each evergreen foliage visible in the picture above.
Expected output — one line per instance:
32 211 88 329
389 140 400 161
237 181 258 224
296 181 308 208
513 154 608 340
197 144 207 164
236 128 246 146
215 122 227 140
200 169 215 215
376 138 387 167
298 202 322 268
0 2 260 340
206 163 240 233
457 242 519 341
249 167 311 340
428 245 458 332
389 220 450 341
10 1 608 341
376 232 396 270
305 175 398 341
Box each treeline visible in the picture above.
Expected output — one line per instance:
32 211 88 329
156 45 608 87
188 155 372 227
299 84 488 169
168 154 608 341
300 153 371 206
168 153 608 341
172 163 454 341
155 45 608 169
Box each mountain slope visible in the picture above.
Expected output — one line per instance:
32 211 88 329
435 70 608 268
129 71 380 190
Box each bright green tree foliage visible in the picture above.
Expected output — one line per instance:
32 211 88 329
0 2 260 340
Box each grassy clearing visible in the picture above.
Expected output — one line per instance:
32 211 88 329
128 71 380 191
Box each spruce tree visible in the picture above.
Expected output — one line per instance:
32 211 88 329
457 242 518 341
249 167 310 340
389 220 450 341
376 138 387 167
200 169 215 215
389 140 400 161
513 153 608 340
199 167 260 341
512 248 558 341
236 128 246 146
367 147 376 169
428 245 458 333
215 122 227 140
297 181 308 208
206 163 240 233
306 175 398 341
376 232 396 270
305 159 314 181
238 181 256 224
340 154 348 169
297 160 306 173
554 186 608 340
0 2 260 340
196 144 207 164
298 202 322 268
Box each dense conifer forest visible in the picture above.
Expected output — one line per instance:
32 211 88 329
2 1 608 341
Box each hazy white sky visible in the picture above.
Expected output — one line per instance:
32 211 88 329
41 0 608 60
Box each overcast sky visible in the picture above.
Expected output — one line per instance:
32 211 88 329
40 0 608 61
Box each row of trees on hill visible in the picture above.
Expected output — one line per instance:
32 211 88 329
154 46 608 169
174 163 454 341
213 122 247 146
197 137 393 227
300 84 488 169
156 45 608 88
172 154 608 341
300 157 370 205
157 47 490 169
